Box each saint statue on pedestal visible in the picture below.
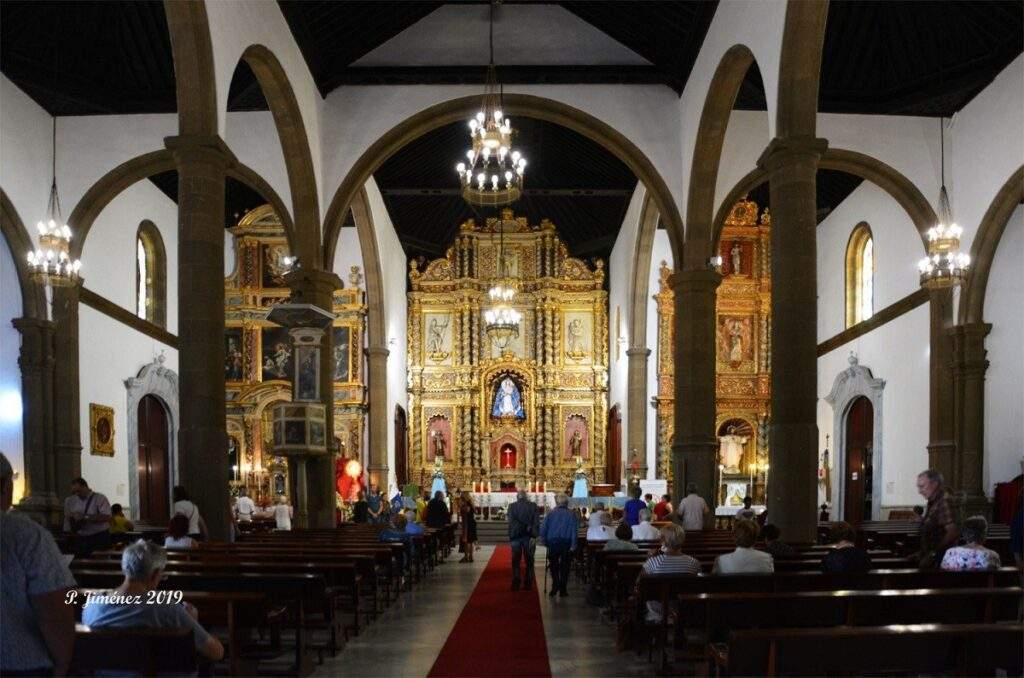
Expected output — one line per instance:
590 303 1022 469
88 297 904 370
730 241 742 275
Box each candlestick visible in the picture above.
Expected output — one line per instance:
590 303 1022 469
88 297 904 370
717 464 724 506
748 463 755 499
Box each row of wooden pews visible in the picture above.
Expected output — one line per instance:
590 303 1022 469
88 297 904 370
68 521 455 676
577 528 1023 676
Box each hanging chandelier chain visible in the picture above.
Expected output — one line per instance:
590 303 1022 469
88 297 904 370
48 117 63 222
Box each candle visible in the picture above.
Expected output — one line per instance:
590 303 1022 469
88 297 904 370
543 481 547 493
748 464 755 498
717 464 724 506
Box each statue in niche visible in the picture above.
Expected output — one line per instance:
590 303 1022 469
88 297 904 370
431 427 447 458
565 317 587 360
569 429 583 459
730 241 742 275
491 377 525 419
427 316 450 360
719 425 748 472
728 320 743 363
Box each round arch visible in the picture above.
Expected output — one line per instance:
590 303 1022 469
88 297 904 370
0 189 46 320
322 93 685 270
233 45 320 265
66 149 295 260
959 164 1024 325
163 1 217 136
776 0 829 140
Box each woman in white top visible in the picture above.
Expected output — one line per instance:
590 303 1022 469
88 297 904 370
165 514 198 549
172 485 207 539
586 510 615 541
269 495 293 531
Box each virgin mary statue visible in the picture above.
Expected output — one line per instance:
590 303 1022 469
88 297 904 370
492 377 525 419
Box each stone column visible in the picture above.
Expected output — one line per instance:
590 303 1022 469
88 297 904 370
927 289 956 482
951 322 991 518
625 347 651 481
671 269 721 506
365 345 390 488
51 283 82 497
758 137 827 544
285 268 343 528
13 317 60 525
167 135 231 540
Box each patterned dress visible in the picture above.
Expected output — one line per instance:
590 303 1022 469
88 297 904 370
940 545 1001 571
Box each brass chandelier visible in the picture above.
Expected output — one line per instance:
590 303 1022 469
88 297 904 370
484 214 521 350
27 118 81 290
918 118 969 289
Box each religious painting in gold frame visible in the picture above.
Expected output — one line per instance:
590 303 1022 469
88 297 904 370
89 403 115 457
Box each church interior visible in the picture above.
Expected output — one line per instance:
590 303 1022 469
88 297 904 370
1 1 1022 676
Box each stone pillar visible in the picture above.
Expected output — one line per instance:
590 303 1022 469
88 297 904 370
758 137 827 544
13 317 60 525
51 283 82 497
927 289 956 482
365 345 390 488
285 268 344 528
671 268 721 506
167 135 231 540
625 347 651 481
951 322 991 518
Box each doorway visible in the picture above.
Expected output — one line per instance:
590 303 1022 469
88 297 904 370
843 396 874 524
394 405 408 488
137 394 170 524
606 405 622 485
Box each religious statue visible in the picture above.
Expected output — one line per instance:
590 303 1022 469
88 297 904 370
727 320 743 363
719 425 748 472
568 429 583 459
431 427 447 458
730 241 742 275
565 318 586 358
427 316 449 357
491 377 525 419
818 435 832 499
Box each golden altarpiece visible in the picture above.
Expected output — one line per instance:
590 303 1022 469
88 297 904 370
654 199 773 504
407 210 608 493
223 205 367 503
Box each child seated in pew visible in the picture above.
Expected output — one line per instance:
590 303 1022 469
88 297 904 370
109 504 134 545
82 540 224 672
164 515 198 550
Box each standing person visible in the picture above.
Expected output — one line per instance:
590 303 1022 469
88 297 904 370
1 453 76 677
652 494 673 521
108 504 135 545
172 486 207 540
540 493 578 598
367 484 383 523
736 496 756 521
270 494 293 531
713 520 774 574
623 488 646 527
677 483 709 531
915 469 958 568
425 490 451 529
644 493 656 513
352 491 369 523
458 491 478 563
507 489 540 590
63 477 112 557
234 487 256 524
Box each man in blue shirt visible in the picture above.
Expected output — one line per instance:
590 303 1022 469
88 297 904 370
539 493 578 597
623 488 646 527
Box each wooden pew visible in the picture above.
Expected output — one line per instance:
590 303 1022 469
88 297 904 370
71 624 197 675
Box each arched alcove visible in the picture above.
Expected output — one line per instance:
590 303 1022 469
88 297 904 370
125 357 180 521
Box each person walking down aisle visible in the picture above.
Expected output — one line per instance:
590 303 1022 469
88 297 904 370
508 489 540 590
540 493 577 597
426 491 451 528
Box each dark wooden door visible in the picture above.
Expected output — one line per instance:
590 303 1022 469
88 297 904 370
394 405 408 488
844 396 874 524
606 405 622 485
137 395 169 524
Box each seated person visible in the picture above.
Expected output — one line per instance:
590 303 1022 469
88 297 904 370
761 523 797 559
941 515 1001 571
821 521 873 573
587 503 607 530
639 524 700 621
603 522 640 552
379 513 414 568
713 519 773 574
736 496 756 521
82 540 224 668
109 504 134 545
164 514 197 549
586 511 615 541
404 509 424 535
631 509 661 541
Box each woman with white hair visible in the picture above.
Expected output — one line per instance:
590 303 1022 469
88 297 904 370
82 540 224 664
586 510 615 541
940 515 1001 571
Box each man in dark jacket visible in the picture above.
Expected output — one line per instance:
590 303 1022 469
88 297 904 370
425 491 451 529
507 489 540 590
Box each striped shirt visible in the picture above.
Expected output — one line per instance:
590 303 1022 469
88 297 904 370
642 553 701 575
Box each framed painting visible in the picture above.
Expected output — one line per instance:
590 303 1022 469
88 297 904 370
261 327 293 381
261 243 291 288
224 328 244 382
332 326 351 382
89 404 115 456
295 345 319 401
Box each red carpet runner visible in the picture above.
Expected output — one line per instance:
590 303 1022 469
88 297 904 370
428 545 551 678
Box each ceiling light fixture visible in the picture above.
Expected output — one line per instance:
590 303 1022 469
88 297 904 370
27 117 81 295
917 117 968 289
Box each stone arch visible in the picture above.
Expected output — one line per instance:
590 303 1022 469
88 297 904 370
0 189 46 320
124 357 180 522
66 149 294 259
233 45 320 265
163 0 217 136
347 187 385 351
776 0 829 140
959 165 1024 325
824 354 886 521
322 93 684 270
711 149 940 250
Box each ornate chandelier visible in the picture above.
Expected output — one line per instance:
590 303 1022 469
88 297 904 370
455 2 526 207
484 216 521 350
27 118 81 288
918 118 968 289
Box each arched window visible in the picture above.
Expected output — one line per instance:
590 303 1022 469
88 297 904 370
135 220 166 328
845 223 874 327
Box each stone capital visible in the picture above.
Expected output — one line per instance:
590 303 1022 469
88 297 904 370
670 268 722 293
164 134 237 168
757 136 829 172
12 317 55 335
364 346 390 359
625 347 651 359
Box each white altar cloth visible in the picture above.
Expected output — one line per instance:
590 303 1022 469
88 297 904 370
714 505 766 517
470 491 555 510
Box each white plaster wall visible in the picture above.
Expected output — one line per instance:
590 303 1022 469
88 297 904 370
225 111 293 226
714 109 770 217
1 76 54 236
647 229 674 478
362 178 407 492
79 181 179 333
607 183 645 486
0 233 25 501
817 304 930 510
816 182 923 342
205 0 324 220
78 305 179 509
983 204 1024 491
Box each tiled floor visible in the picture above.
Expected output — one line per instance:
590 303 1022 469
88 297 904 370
314 545 655 677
